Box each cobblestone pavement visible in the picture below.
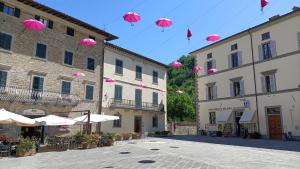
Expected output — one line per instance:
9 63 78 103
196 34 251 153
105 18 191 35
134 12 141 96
1 136 300 169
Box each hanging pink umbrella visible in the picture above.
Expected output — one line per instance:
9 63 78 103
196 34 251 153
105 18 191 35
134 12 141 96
80 38 97 46
192 66 203 73
72 71 85 77
156 18 172 32
261 0 268 12
136 82 145 88
22 19 45 30
187 28 192 41
105 78 116 83
206 34 221 42
176 90 184 94
159 89 166 92
171 61 182 68
208 68 218 74
123 12 141 26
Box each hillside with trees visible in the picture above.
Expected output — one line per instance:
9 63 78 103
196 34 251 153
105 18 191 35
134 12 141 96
167 55 196 122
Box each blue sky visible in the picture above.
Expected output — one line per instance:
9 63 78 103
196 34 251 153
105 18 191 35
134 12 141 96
36 0 297 64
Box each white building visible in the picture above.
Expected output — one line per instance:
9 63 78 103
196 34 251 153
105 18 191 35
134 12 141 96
101 43 168 134
190 7 300 139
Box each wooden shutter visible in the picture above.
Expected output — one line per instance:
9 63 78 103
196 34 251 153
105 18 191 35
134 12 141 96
261 76 266 93
228 54 232 69
238 51 242 66
14 8 20 18
48 20 53 29
230 82 234 97
270 74 277 92
297 32 300 50
258 45 263 61
0 71 7 87
0 2 4 12
38 77 44 91
204 62 207 74
213 86 217 99
240 80 245 96
270 41 277 57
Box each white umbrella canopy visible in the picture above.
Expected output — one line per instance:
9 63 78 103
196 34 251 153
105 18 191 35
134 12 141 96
0 109 37 126
34 115 76 126
73 114 119 124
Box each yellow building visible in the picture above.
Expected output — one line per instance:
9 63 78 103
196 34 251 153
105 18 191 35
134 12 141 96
190 7 300 139
101 43 168 134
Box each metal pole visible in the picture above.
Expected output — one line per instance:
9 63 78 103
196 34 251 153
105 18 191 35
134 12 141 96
87 110 91 134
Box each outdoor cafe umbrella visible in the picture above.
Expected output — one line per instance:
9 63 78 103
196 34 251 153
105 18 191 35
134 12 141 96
34 115 76 126
0 109 37 126
73 114 119 124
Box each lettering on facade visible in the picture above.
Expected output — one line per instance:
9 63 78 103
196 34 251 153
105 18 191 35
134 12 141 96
22 109 46 116
208 107 244 112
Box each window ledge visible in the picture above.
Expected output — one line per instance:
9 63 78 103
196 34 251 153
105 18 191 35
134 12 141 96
114 73 123 76
86 69 95 73
32 57 47 62
0 49 12 55
82 100 95 103
62 63 74 68
135 78 142 81
152 82 158 85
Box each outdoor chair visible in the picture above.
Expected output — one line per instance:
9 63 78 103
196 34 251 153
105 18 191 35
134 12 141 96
0 144 11 157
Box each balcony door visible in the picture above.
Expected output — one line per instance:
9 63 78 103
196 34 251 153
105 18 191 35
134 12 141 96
135 89 142 108
32 76 44 100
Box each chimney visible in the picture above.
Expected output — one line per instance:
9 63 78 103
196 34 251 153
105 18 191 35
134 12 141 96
292 6 300 11
269 15 280 21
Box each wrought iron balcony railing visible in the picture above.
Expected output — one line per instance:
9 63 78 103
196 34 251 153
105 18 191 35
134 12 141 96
109 98 165 112
0 85 80 106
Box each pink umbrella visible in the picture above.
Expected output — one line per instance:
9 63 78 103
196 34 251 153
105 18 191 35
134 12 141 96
80 38 97 46
208 68 218 74
206 34 221 42
156 18 172 32
176 90 184 94
192 66 203 73
72 72 85 77
187 28 192 41
261 0 268 12
136 82 145 88
22 19 45 30
171 61 183 68
105 78 116 83
123 12 141 26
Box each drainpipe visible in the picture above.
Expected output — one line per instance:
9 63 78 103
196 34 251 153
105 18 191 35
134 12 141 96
194 56 200 135
248 29 260 133
98 41 105 133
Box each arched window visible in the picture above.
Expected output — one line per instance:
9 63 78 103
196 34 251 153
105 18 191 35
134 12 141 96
113 113 121 128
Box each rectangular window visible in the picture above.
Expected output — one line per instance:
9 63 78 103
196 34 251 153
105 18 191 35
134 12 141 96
64 51 73 65
209 112 216 124
31 76 44 100
89 35 95 40
66 27 75 36
115 59 123 74
61 81 71 95
135 89 142 108
35 43 47 59
262 74 276 93
136 65 142 80
0 70 7 87
114 85 123 100
152 92 158 105
35 15 53 29
207 53 212 59
231 53 239 68
262 32 270 41
265 75 271 93
152 116 158 128
233 81 241 96
85 85 94 100
208 86 214 100
0 32 12 50
87 58 95 70
113 114 121 128
231 44 238 51
262 42 272 59
207 60 213 72
1 3 20 18
153 71 158 84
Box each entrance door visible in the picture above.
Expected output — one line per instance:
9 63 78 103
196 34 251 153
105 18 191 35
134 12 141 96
235 111 243 137
134 116 142 133
267 107 282 139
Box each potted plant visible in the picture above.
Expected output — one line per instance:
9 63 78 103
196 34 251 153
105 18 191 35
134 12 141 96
115 134 123 141
16 138 37 157
80 134 99 149
122 133 132 140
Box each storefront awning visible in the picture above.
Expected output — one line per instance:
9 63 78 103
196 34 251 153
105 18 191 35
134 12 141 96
239 111 255 123
216 112 232 123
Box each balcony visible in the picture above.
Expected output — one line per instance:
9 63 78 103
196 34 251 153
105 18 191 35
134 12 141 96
109 98 165 112
0 85 80 106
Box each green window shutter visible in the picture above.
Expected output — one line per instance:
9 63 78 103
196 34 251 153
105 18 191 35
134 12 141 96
14 7 20 18
48 20 53 29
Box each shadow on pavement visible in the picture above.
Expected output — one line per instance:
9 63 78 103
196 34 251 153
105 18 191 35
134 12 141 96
161 135 300 152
